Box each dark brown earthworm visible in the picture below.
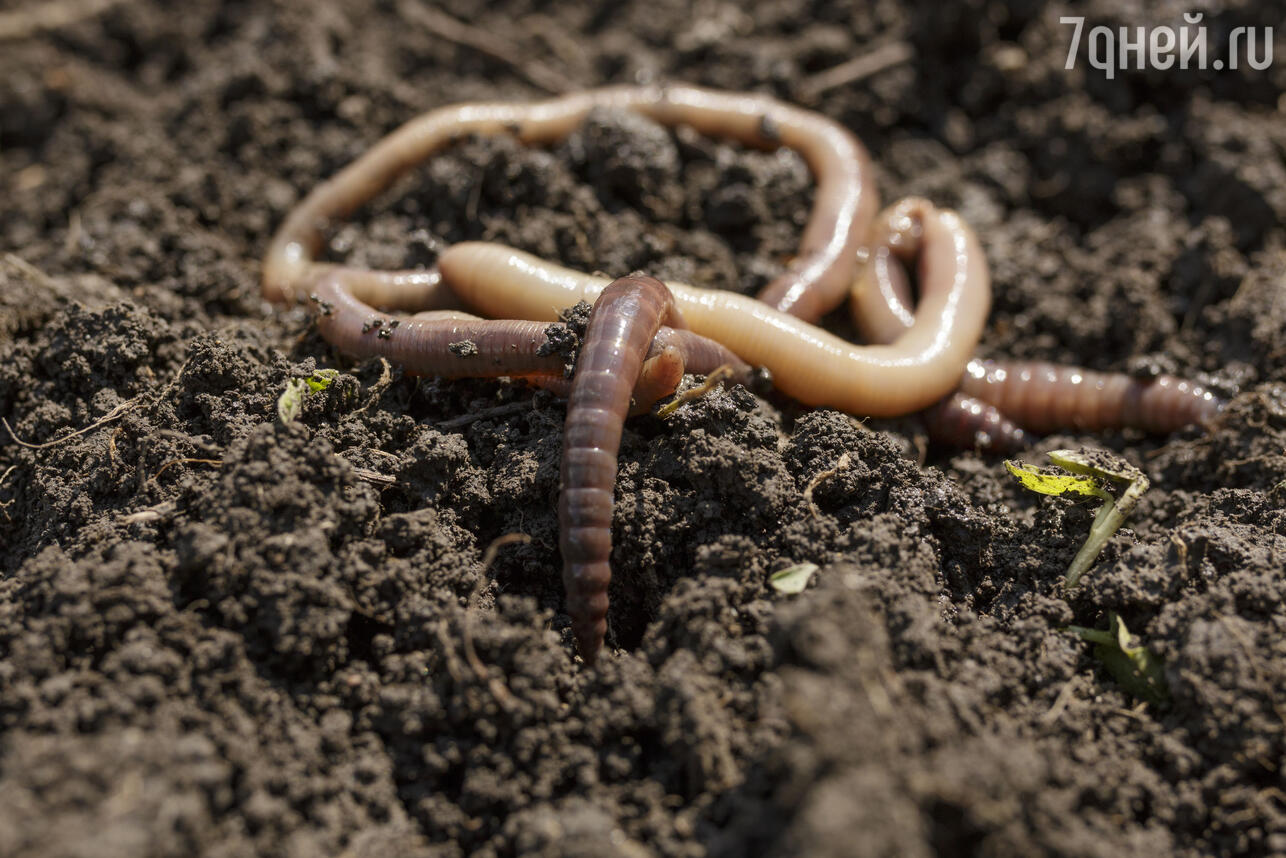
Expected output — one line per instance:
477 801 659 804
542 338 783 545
262 83 878 323
535 329 745 415
309 273 567 380
919 390 1029 452
558 273 680 665
311 263 750 668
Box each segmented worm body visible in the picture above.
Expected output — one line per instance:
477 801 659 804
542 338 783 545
309 273 567 380
308 270 750 410
263 83 877 323
559 274 681 664
959 359 1223 434
850 198 1224 447
920 389 1029 452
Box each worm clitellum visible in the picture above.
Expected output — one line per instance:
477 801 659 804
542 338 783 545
263 83 878 323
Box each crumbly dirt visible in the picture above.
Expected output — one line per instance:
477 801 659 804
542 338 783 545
2 1 1285 856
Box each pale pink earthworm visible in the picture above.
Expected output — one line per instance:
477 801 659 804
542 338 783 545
850 197 1030 450
266 84 1220 445
262 83 878 323
558 274 684 665
435 239 989 416
851 198 1224 443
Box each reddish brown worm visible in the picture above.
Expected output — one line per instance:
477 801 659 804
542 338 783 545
262 83 878 323
310 269 749 666
919 389 1030 452
558 274 683 664
308 272 750 412
958 359 1224 434
850 198 1224 446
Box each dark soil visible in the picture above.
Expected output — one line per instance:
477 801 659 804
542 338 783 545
3 1 1285 856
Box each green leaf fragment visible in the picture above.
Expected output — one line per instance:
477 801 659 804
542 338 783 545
1047 449 1145 488
1071 613 1169 706
304 368 339 392
1003 460 1106 499
1005 449 1150 589
769 563 819 594
277 369 340 423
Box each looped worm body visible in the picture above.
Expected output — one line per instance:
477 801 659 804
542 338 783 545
437 241 989 416
307 269 750 407
263 83 877 323
850 198 1224 446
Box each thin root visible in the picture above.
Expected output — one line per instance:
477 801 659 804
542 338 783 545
358 357 394 412
804 452 852 518
395 1 575 94
798 41 914 99
657 364 736 418
462 533 532 711
148 457 223 484
2 253 74 299
0 464 15 520
349 465 397 487
3 398 140 451
437 400 536 431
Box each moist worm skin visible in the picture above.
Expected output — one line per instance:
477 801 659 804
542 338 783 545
850 198 1028 450
310 273 568 379
851 198 1225 443
309 273 750 400
262 84 877 322
559 274 677 665
960 359 1224 434
438 240 989 417
920 391 1029 452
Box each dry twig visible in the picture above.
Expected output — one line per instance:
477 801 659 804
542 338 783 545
799 41 914 99
0 0 129 41
396 1 575 94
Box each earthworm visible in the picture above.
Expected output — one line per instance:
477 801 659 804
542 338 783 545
850 198 1224 444
958 359 1224 434
309 251 751 668
261 83 877 323
558 273 682 664
849 198 1030 450
436 239 989 416
308 271 750 410
919 389 1029 452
